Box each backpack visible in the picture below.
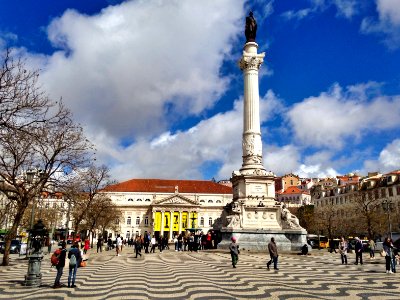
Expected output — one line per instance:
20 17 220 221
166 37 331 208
69 253 77 267
51 249 61 266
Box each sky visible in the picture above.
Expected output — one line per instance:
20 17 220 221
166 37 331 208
1 0 400 182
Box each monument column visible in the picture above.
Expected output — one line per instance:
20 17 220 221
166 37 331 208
239 43 265 173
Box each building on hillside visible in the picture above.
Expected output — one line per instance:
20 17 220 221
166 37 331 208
312 170 400 238
276 186 311 207
101 179 233 240
275 173 302 193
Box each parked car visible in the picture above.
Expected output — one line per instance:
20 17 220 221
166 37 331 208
10 240 22 254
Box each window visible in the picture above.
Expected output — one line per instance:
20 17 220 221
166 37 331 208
127 216 131 225
136 216 140 225
145 198 151 202
126 231 130 239
144 216 149 226
200 199 205 203
216 200 222 203
200 217 204 226
128 198 133 201
137 199 142 202
381 189 386 198
208 200 213 203
53 203 57 208
389 187 394 197
208 217 213 226
397 186 400 196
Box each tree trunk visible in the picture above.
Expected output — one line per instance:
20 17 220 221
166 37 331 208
2 205 26 266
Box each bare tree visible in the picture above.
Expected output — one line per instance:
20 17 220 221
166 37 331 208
0 50 93 266
351 190 383 239
63 165 111 240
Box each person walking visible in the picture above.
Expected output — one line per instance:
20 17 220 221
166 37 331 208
369 239 375 259
68 242 82 288
83 238 90 254
53 241 67 288
116 235 122 256
383 237 394 274
134 236 142 258
339 237 348 265
354 237 363 265
229 237 239 268
267 237 279 271
97 237 103 253
150 235 156 253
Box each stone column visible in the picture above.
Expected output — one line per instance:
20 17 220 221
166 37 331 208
178 211 182 234
239 42 266 173
169 210 174 240
161 210 165 236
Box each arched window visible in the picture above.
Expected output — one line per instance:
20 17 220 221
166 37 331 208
200 199 205 203
128 198 134 201
208 200 213 203
200 217 204 226
137 198 142 202
145 198 151 202
127 216 131 225
216 200 222 203
136 216 140 225
208 217 213 226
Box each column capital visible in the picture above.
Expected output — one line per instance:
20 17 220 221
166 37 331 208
239 53 265 71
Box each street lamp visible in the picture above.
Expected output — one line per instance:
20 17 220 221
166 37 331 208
382 199 394 239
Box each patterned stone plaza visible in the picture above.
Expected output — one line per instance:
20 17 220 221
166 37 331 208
0 249 399 300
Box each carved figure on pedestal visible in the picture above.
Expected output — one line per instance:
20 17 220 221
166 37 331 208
280 204 302 229
225 201 242 228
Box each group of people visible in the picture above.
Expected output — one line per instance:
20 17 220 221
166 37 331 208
173 230 219 252
53 241 83 289
229 237 279 270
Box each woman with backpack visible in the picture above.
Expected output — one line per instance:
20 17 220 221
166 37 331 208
68 242 82 288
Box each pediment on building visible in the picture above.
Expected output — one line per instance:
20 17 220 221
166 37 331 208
154 194 199 206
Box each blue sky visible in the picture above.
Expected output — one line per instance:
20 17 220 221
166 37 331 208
1 0 400 182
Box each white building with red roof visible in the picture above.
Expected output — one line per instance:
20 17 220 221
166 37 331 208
276 186 311 207
101 178 233 240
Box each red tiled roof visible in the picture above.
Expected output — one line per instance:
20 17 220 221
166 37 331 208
281 186 309 195
103 179 233 194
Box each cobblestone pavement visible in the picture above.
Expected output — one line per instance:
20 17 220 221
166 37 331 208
0 248 399 300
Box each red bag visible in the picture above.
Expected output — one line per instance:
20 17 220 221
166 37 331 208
51 249 61 266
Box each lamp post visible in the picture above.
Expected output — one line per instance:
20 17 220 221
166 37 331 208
24 220 48 286
382 199 394 239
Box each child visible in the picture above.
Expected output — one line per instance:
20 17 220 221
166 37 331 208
229 237 239 268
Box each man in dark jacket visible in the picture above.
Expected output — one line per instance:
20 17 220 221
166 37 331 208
53 241 67 288
68 242 82 288
267 237 279 270
354 237 363 265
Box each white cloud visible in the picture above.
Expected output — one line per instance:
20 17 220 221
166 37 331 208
89 90 281 181
287 82 400 149
361 0 400 49
32 0 245 141
363 139 400 173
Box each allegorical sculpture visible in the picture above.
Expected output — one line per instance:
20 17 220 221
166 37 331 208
245 11 257 42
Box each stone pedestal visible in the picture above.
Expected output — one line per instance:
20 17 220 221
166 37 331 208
24 252 43 287
219 228 307 252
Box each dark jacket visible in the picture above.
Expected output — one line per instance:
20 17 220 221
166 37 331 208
268 241 278 257
355 240 363 252
68 247 82 267
57 248 67 268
